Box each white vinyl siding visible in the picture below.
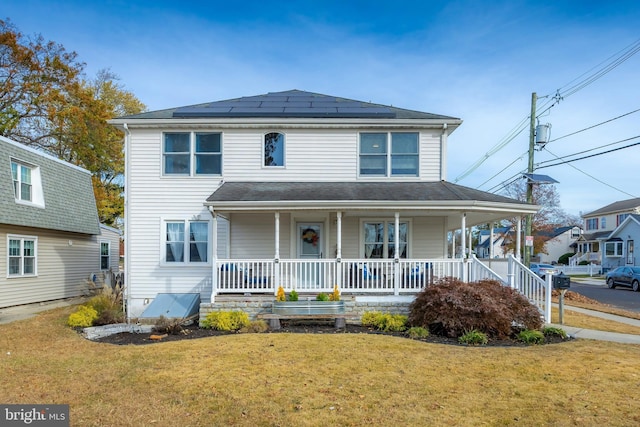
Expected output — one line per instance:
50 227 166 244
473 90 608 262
0 225 108 308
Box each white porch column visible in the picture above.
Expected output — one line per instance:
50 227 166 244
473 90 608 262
452 232 456 258
461 213 467 282
489 223 494 259
274 212 280 292
394 212 400 296
209 207 218 302
461 213 467 258
336 211 342 289
336 211 342 260
468 226 473 256
516 216 522 260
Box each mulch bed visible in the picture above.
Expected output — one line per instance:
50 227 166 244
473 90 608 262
93 321 572 347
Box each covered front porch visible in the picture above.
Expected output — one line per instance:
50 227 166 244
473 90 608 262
204 181 549 321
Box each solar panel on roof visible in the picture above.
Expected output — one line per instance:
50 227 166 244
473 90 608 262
260 101 312 108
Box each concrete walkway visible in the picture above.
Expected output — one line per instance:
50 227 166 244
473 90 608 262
0 297 87 325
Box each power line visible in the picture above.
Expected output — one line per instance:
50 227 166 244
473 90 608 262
549 108 640 143
542 147 639 199
537 135 640 167
477 151 528 189
537 138 640 169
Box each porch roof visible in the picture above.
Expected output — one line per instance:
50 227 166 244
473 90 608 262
205 181 539 227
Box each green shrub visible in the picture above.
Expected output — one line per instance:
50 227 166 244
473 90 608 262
315 292 329 301
407 326 429 339
408 277 542 339
67 305 99 328
578 260 589 265
557 252 574 265
201 311 250 331
360 311 407 332
240 320 269 333
361 311 383 327
543 326 568 339
458 329 488 345
84 284 124 326
288 290 299 301
517 329 545 345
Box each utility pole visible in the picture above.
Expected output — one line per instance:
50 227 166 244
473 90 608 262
524 92 537 266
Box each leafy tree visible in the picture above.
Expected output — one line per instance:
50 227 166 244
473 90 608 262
500 180 580 256
1 19 145 226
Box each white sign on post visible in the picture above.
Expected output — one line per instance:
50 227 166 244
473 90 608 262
525 236 534 247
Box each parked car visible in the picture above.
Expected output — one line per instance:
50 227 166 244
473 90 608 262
529 263 560 279
605 266 640 291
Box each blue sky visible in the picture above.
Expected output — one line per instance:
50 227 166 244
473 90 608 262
4 0 640 217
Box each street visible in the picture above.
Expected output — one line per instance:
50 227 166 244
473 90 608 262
568 279 640 313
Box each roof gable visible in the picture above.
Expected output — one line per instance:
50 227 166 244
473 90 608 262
119 90 461 121
609 214 640 238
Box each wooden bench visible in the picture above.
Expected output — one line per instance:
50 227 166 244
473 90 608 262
256 312 359 330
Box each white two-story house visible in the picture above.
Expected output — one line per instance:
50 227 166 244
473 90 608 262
110 90 541 320
573 198 640 265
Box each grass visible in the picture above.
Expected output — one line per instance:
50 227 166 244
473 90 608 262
1 306 640 426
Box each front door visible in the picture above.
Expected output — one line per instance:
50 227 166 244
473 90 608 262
297 223 323 287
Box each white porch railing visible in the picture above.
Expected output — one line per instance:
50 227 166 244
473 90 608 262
214 255 551 322
507 254 552 322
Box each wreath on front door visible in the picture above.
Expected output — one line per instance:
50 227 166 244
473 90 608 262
302 228 319 246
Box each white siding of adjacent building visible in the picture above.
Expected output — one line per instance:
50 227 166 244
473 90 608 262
0 225 104 308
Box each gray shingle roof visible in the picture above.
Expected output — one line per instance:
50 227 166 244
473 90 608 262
206 181 530 205
583 198 640 217
0 136 100 235
120 90 460 121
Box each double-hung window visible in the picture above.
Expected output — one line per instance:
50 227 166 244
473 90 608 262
586 218 598 230
11 161 33 202
100 242 110 270
359 132 419 177
8 236 37 277
605 241 623 257
363 221 408 259
163 132 222 176
617 213 630 226
164 220 209 264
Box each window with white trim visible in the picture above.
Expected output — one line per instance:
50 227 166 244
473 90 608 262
163 220 209 264
570 227 581 238
363 221 408 258
264 132 285 167
359 132 419 177
163 132 222 176
8 236 37 277
601 217 606 229
605 241 623 257
100 242 110 270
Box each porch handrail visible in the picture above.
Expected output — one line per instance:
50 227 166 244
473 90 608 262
507 254 551 323
468 255 506 284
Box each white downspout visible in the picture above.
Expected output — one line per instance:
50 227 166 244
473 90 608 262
209 206 218 303
516 216 522 260
440 123 448 180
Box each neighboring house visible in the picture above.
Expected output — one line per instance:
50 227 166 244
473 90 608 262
602 214 640 271
535 226 581 264
0 136 120 308
476 226 511 258
573 198 640 265
109 90 540 319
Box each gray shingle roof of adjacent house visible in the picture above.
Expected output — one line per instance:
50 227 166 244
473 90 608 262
119 90 461 121
0 136 100 235
206 181 531 205
583 198 640 217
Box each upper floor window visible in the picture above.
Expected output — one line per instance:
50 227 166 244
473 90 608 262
8 235 37 277
617 213 630 226
264 132 285 167
359 132 419 177
163 132 222 176
601 217 606 229
100 242 110 270
11 161 32 201
586 218 598 230
163 220 209 264
570 227 581 238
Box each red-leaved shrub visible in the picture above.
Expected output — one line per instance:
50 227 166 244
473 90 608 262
408 277 543 339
